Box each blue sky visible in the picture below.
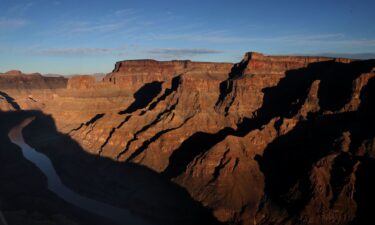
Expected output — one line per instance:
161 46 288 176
0 0 374 74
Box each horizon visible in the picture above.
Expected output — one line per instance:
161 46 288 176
2 51 375 76
1 0 375 75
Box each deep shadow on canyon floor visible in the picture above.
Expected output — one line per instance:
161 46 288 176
0 110 223 225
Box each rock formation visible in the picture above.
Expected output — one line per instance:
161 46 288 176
1 52 375 225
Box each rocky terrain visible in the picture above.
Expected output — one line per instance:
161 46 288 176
1 52 375 225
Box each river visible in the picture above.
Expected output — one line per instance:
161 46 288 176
8 118 149 225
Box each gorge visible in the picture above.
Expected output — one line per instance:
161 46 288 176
1 52 375 225
8 118 148 225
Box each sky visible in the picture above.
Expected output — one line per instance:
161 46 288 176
0 0 374 75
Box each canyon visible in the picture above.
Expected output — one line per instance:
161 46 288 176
0 52 375 225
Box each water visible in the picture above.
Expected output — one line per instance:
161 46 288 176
8 118 149 225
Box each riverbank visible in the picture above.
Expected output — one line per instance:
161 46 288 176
0 111 118 225
8 117 148 225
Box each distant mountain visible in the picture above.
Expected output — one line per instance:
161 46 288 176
317 53 375 60
43 73 106 80
42 73 65 77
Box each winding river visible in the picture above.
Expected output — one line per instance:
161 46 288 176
8 118 149 225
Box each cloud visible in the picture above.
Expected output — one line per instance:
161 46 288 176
150 32 375 48
114 8 135 17
54 10 140 35
146 48 224 58
64 9 137 34
0 18 28 30
25 46 224 59
151 32 345 43
68 21 127 33
7 2 34 15
148 30 248 43
34 47 127 56
0 2 32 31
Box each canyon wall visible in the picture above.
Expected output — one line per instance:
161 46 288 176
1 52 375 225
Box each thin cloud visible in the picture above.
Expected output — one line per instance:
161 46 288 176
328 39 375 47
0 18 28 30
151 32 375 48
114 8 135 17
27 47 224 58
151 33 249 43
54 10 140 35
152 33 346 43
34 47 127 56
146 48 224 58
0 2 33 31
69 21 127 33
148 30 245 43
7 2 34 15
66 8 137 33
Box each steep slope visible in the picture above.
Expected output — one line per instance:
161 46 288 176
0 70 67 111
174 54 375 224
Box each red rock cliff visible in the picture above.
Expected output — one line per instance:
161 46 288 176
103 60 233 92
